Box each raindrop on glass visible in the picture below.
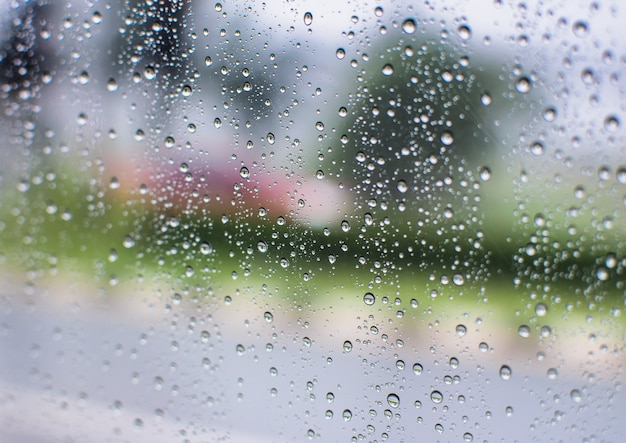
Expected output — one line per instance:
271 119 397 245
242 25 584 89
387 393 400 408
381 64 394 76
499 365 512 380
402 18 417 34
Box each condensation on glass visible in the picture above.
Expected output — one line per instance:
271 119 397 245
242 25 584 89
0 1 624 442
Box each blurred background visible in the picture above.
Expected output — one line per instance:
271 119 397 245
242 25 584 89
0 1 625 441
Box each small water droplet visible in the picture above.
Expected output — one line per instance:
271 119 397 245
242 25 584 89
463 432 474 441
106 78 118 92
123 235 135 248
413 363 423 375
430 390 443 404
316 170 325 179
264 312 273 323
387 393 400 408
143 66 156 80
515 76 532 93
397 180 408 193
240 167 250 179
342 409 352 421
214 118 222 128
530 141 544 156
479 166 492 181
457 25 471 40
363 292 376 305
518 325 530 338
303 12 313 26
381 64 394 76
604 115 620 132
343 340 352 352
440 130 454 146
570 389 583 403
480 91 492 106
402 18 417 34
499 365 512 380
543 107 557 122
341 220 351 232
200 242 213 255
181 85 193 97
572 20 589 38
336 48 345 60
535 302 547 316
456 324 467 337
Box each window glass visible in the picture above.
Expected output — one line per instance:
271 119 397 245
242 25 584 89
1 1 624 441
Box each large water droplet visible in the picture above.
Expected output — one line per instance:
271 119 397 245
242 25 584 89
515 76 532 93
303 12 313 26
381 64 394 76
430 390 443 404
499 365 512 380
402 18 416 34
363 292 376 305
387 393 400 408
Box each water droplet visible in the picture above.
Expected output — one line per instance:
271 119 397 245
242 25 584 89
123 235 135 248
535 302 547 316
596 266 609 281
543 106 557 122
181 85 193 97
570 389 583 403
515 76 532 93
106 78 118 92
572 20 589 38
463 432 474 441
143 66 156 80
264 312 273 323
201 330 210 343
236 344 245 355
336 48 345 60
240 167 250 179
530 141 544 156
452 273 465 286
374 6 384 17
518 325 530 338
303 12 313 26
499 365 512 380
316 170 325 179
204 56 213 66
109 176 120 190
315 121 324 131
457 25 471 40
363 292 376 305
343 340 353 352
430 390 443 404
479 166 492 181
604 115 620 132
214 118 222 128
338 107 348 117
456 324 467 337
440 130 454 146
387 393 400 408
402 18 417 34
342 409 352 421
381 64 394 76
397 180 408 193
164 136 175 149
341 220 351 232
443 207 454 219
413 363 423 375
257 241 268 253
199 242 213 255
547 367 558 380
480 91 492 106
